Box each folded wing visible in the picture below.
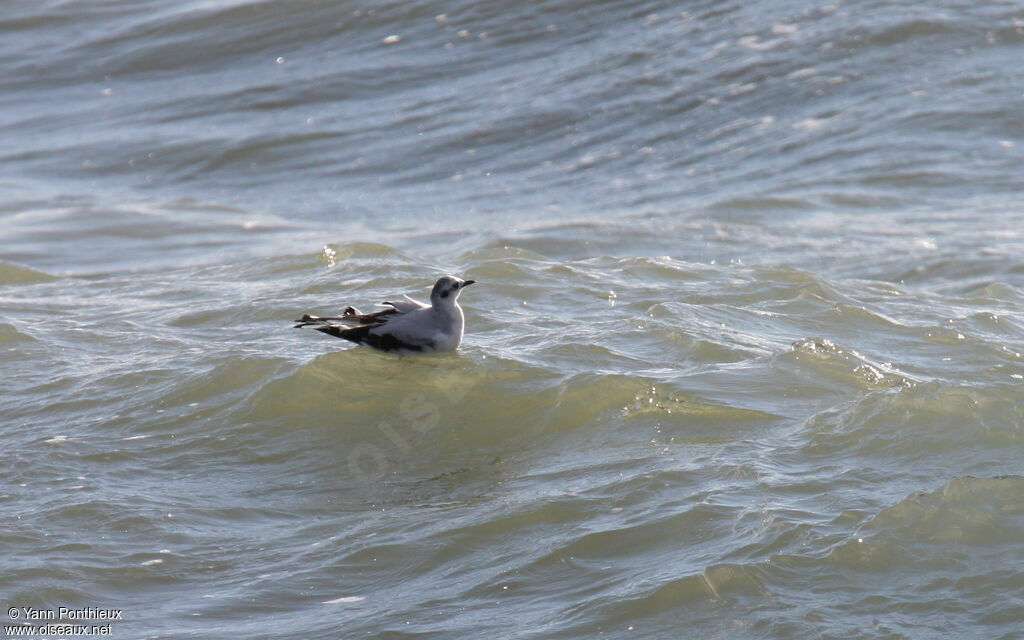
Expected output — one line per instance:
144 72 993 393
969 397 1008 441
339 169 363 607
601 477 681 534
294 290 440 353
381 294 429 313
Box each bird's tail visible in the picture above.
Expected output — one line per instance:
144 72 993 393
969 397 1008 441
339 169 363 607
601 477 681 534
293 307 361 329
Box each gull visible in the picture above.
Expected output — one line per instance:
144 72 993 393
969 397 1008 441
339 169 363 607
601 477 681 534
293 275 475 354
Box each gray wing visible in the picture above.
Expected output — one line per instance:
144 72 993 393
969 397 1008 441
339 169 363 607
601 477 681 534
381 295 429 313
294 307 436 352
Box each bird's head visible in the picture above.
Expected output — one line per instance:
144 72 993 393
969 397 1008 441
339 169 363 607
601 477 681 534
430 275 475 305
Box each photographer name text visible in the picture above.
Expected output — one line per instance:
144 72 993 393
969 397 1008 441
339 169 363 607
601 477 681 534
9 608 121 622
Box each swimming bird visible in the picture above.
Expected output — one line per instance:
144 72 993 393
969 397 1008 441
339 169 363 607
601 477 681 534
293 275 475 354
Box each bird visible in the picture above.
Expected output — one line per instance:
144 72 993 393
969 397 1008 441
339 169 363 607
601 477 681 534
293 275 476 354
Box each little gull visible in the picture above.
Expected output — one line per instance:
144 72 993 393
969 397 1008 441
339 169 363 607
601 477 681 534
293 275 475 354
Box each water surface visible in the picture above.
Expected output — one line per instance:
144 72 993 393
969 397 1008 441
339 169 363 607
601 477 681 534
2 0 1023 638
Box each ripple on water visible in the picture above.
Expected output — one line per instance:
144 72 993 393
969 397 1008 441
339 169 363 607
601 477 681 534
0 321 38 342
782 337 913 390
800 382 1024 461
0 261 55 285
853 475 1024 548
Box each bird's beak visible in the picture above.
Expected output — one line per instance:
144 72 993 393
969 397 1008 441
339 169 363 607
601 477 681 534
462 280 476 287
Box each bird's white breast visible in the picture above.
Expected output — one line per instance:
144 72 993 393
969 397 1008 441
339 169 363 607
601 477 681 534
431 307 464 352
